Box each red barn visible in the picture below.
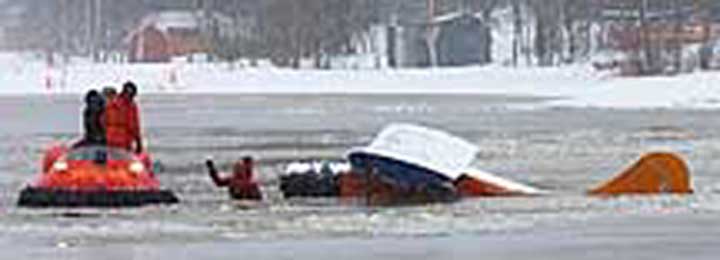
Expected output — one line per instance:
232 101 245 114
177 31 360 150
126 11 231 63
128 26 170 62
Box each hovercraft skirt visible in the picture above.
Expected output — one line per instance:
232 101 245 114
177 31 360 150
17 187 179 207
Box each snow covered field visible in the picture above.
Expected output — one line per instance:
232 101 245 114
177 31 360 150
2 52 720 109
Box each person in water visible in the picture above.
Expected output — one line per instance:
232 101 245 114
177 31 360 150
105 82 143 153
73 89 106 148
205 156 263 200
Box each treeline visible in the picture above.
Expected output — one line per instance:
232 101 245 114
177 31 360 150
511 0 717 73
10 0 375 67
9 0 719 70
214 0 376 68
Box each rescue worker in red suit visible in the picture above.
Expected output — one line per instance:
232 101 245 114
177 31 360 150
205 156 263 200
105 82 143 153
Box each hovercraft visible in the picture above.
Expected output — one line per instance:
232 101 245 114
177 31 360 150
17 145 179 207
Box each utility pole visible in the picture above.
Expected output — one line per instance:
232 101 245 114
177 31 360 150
95 0 103 62
372 0 382 69
672 0 682 73
86 0 93 57
86 0 103 61
639 0 651 74
426 0 438 67
59 0 68 62
512 0 521 67
388 13 398 68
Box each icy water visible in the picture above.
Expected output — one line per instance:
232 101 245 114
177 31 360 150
1 94 720 259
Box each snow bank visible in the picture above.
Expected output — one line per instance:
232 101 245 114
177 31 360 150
549 72 720 109
3 52 720 109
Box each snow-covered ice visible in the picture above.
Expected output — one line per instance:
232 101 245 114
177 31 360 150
3 52 720 109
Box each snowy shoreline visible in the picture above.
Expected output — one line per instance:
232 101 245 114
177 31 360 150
3 53 720 109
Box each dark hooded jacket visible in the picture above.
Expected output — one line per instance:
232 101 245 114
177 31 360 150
81 90 106 146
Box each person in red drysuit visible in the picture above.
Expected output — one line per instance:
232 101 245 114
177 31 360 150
105 82 143 153
205 156 263 200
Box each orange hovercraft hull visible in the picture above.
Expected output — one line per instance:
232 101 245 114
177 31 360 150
17 145 179 207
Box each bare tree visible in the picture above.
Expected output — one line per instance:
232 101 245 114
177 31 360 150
258 0 373 68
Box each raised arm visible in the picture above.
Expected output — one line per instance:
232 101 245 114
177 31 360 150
206 159 230 187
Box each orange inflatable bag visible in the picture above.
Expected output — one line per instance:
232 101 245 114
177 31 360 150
588 152 692 195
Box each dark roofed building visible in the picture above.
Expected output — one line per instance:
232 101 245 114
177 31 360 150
388 11 491 68
379 0 492 68
435 13 491 66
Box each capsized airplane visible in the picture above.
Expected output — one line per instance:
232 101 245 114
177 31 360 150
279 123 692 204
342 123 546 204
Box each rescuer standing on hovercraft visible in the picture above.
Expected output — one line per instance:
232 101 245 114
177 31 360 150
205 156 263 200
73 89 106 148
105 82 143 153
102 86 118 101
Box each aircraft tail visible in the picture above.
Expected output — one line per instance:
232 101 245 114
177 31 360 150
588 152 692 195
